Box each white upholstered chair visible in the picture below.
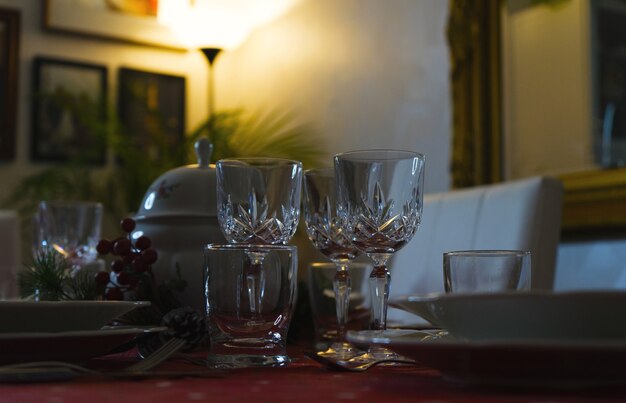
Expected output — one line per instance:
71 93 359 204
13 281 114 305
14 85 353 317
387 176 564 326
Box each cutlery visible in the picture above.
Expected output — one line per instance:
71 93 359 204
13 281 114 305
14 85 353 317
305 351 419 372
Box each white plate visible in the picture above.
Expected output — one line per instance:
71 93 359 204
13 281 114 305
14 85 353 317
388 294 442 327
389 291 626 341
346 330 626 387
0 300 150 333
0 327 165 364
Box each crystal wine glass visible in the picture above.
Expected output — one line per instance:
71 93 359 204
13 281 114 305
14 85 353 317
334 150 424 359
216 158 303 317
33 200 103 273
303 168 362 358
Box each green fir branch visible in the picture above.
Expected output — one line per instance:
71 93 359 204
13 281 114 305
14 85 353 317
19 252 73 301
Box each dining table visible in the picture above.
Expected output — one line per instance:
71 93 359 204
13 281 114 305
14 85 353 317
1 343 624 403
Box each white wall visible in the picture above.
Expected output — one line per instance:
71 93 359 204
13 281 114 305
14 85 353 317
215 0 451 193
0 0 451 198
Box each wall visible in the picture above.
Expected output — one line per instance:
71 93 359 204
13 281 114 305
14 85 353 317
213 0 451 193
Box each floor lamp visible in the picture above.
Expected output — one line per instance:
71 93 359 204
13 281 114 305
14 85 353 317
200 47 223 121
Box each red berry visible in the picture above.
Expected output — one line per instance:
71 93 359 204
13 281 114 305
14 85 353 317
135 236 151 251
95 271 110 286
141 248 158 265
109 237 122 255
113 238 132 256
123 253 136 265
96 239 112 255
132 258 148 273
110 259 125 273
120 218 136 233
116 271 130 285
106 287 124 301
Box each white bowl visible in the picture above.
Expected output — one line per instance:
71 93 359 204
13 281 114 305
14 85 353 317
390 291 626 341
0 300 150 333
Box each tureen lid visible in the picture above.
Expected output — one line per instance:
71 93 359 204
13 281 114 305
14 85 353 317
134 138 217 220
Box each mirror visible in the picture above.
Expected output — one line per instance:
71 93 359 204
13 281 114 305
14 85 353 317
502 0 626 235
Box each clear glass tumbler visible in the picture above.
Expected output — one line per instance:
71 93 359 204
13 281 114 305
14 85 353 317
443 250 532 293
204 244 298 368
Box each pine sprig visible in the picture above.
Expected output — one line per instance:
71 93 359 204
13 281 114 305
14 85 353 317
66 268 103 301
19 252 74 301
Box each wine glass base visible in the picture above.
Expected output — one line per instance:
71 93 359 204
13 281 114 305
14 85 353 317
347 344 400 364
317 342 362 360
207 353 290 369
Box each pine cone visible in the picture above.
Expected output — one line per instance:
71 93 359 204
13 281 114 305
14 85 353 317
159 307 207 351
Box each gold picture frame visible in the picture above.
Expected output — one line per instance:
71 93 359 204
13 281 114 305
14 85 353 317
43 0 186 51
559 168 626 235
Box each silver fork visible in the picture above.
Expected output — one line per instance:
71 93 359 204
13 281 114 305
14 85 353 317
123 337 187 372
0 337 188 381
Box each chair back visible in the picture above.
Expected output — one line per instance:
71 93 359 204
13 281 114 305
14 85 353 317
387 176 563 325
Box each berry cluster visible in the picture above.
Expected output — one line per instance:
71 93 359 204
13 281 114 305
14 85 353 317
94 218 158 301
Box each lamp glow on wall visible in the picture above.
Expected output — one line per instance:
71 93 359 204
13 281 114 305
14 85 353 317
158 0 301 119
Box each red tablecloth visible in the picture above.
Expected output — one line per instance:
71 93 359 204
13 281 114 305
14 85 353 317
1 346 624 402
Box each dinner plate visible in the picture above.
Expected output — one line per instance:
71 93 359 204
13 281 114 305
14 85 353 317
0 300 151 333
389 291 626 341
346 330 626 387
0 327 165 364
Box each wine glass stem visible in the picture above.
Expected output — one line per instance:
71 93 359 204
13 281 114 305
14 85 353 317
333 263 352 342
246 251 266 317
368 262 390 331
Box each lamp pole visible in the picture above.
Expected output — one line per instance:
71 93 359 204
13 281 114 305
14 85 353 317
200 47 223 122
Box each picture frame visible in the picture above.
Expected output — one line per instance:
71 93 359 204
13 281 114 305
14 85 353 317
31 56 108 164
0 8 20 161
43 0 185 51
117 67 186 157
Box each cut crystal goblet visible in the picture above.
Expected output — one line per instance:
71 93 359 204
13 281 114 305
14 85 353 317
334 150 424 360
303 168 362 358
216 158 303 318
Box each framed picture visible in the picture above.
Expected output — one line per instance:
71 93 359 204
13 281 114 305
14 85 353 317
117 67 185 156
43 0 185 51
31 56 108 164
0 8 20 161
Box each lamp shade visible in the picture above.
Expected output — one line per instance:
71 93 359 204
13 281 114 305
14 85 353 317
158 0 302 50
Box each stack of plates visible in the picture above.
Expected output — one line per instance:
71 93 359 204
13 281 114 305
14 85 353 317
348 291 626 387
0 300 158 364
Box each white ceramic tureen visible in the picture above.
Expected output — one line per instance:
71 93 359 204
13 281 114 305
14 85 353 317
133 138 225 312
